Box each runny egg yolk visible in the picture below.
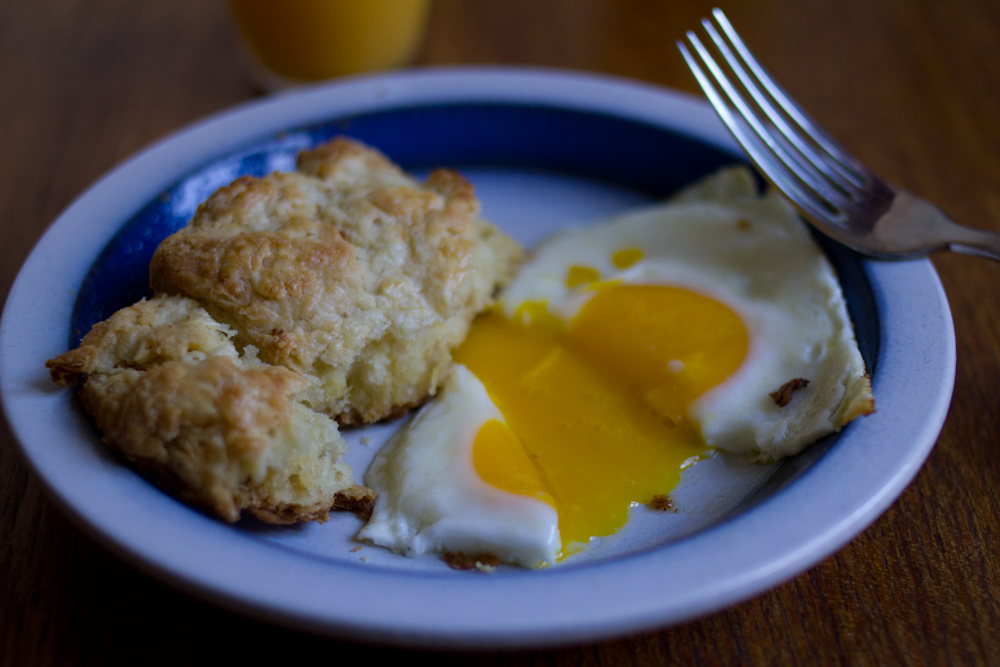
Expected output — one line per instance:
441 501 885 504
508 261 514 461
611 247 644 269
453 252 749 555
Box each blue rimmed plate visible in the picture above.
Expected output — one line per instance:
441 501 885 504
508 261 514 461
0 68 954 648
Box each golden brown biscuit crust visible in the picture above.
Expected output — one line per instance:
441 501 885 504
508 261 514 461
150 137 522 424
79 356 309 522
47 295 356 524
47 293 239 385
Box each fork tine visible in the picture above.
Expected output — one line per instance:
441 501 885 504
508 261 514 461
680 31 850 218
699 17 863 197
677 38 841 225
709 9 869 188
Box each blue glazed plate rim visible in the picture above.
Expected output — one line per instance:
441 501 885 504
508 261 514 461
0 67 955 648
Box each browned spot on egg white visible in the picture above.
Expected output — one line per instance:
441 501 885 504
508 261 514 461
443 551 501 571
737 219 752 231
770 378 810 407
650 495 676 511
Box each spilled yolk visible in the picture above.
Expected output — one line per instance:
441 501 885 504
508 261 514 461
454 269 748 554
565 265 601 288
611 247 644 269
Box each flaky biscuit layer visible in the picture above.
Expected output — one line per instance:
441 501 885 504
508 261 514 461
151 138 522 424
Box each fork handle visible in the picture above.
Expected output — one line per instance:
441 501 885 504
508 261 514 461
947 224 1000 263
875 193 1000 263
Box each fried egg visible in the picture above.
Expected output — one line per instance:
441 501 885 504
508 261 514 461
359 166 874 568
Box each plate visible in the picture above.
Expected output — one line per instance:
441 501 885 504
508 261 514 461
0 68 955 648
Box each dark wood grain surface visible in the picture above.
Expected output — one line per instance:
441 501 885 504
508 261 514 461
2 1 999 664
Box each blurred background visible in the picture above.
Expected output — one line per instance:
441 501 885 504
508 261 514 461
1 1 998 665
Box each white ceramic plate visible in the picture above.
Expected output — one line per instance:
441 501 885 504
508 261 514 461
0 68 955 648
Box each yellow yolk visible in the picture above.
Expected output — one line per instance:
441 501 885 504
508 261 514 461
611 247 644 269
472 420 556 508
565 265 601 288
455 283 748 551
571 285 748 426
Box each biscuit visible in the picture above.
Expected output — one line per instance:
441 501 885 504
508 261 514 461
150 137 523 424
49 138 520 523
47 295 363 524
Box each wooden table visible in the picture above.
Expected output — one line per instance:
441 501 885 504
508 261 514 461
2 1 998 663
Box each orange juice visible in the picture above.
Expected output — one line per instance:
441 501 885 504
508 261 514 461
228 0 432 85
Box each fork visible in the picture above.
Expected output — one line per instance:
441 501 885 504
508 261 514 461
677 8 1000 262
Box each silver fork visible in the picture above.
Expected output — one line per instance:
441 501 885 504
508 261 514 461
678 8 1000 262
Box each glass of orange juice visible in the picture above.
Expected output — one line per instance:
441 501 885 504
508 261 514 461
227 0 433 89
